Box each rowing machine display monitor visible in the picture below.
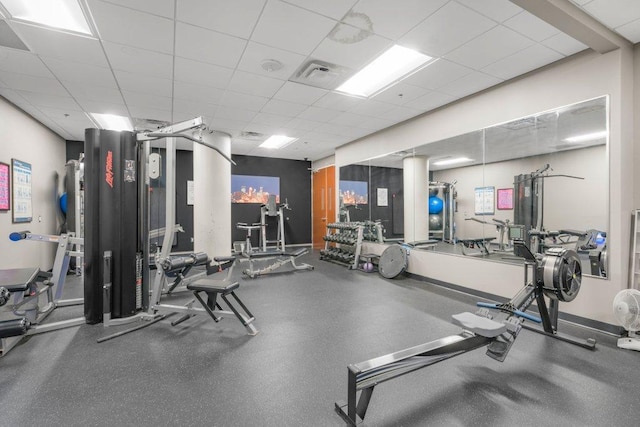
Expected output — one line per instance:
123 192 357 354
508 225 525 241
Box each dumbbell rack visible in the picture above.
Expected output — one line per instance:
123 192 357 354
320 222 364 269
361 220 384 243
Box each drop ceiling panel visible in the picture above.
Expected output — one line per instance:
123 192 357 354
250 112 292 127
173 80 225 104
173 57 234 89
438 71 503 98
541 32 588 56
404 90 455 111
76 100 128 116
128 105 172 122
17 91 81 110
251 0 336 55
219 90 269 111
0 47 52 77
100 0 176 19
35 106 89 121
371 82 429 106
402 59 473 91
175 22 246 69
616 19 640 43
503 11 560 42
346 0 449 40
211 117 253 131
455 0 522 23
581 0 640 29
176 0 265 39
102 41 174 79
63 81 125 104
174 98 219 117
383 106 423 122
482 43 563 80
285 117 322 131
313 92 364 111
273 81 328 105
356 116 396 131
348 99 394 117
88 0 174 54
122 90 172 110
400 1 496 57
227 70 285 98
329 112 370 127
261 98 308 116
311 25 392 70
0 71 68 96
12 22 108 66
114 69 173 97
297 106 341 122
213 106 257 122
283 0 357 20
41 56 117 87
445 25 535 69
237 41 307 80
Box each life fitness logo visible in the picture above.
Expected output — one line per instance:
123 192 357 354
105 150 114 188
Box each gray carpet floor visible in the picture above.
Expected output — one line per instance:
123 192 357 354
1 250 638 426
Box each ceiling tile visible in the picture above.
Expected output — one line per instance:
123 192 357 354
345 0 448 40
237 41 307 80
251 112 292 127
251 0 336 55
41 56 117 87
285 117 322 131
227 70 285 98
402 59 473 90
128 105 172 122
17 91 81 110
99 0 176 19
273 81 328 104
173 80 225 104
329 111 370 126
122 90 172 110
503 11 560 42
242 122 288 135
616 18 640 43
114 69 173 97
30 106 87 121
445 25 535 69
219 90 269 111
76 100 129 116
174 57 234 89
404 90 455 111
371 82 429 106
582 0 640 29
455 0 522 22
211 117 253 131
63 81 125 104
313 92 364 110
348 99 394 117
356 116 396 131
283 0 357 20
438 71 503 98
382 106 423 122
88 0 174 54
482 44 563 80
0 71 68 96
176 0 265 39
12 22 108 66
0 47 52 77
213 106 257 122
311 24 392 69
400 1 496 57
541 32 587 56
261 98 308 116
175 22 246 68
103 41 173 79
173 98 219 117
297 106 341 122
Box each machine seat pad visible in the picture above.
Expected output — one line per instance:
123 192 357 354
188 279 239 294
451 312 507 338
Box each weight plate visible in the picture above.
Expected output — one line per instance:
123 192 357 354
379 245 408 279
541 247 582 302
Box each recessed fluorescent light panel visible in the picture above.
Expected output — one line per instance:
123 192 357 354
336 45 433 98
432 157 473 166
259 135 297 149
1 0 92 34
90 113 133 132
563 130 607 143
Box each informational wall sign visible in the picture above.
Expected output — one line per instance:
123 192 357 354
11 158 32 223
0 162 10 211
377 188 388 207
187 180 194 205
474 186 495 215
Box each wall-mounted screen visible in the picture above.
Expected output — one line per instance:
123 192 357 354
340 180 368 205
0 162 10 211
231 174 280 204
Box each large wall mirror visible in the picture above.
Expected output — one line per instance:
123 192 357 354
339 96 608 278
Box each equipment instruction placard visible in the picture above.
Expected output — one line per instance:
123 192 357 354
474 186 494 215
12 158 32 223
0 162 9 210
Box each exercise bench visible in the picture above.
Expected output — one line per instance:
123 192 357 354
240 247 313 279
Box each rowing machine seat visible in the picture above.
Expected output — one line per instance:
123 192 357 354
451 312 507 338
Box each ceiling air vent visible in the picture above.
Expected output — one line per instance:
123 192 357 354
0 20 29 51
239 131 265 141
289 59 352 90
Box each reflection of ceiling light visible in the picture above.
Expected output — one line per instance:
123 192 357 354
261 59 283 72
563 130 607 143
1 0 92 34
260 135 297 149
90 113 133 131
432 157 473 166
336 45 433 98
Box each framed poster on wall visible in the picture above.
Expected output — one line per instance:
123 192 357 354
0 162 9 211
474 186 495 215
497 188 514 210
340 180 368 205
231 174 280 204
11 158 32 223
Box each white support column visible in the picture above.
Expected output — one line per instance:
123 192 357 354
193 131 232 256
403 156 429 242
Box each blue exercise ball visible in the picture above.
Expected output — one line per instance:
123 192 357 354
59 193 68 215
428 196 444 214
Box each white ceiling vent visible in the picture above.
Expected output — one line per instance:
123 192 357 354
289 59 352 90
239 131 266 141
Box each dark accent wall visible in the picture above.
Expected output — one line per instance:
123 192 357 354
66 140 84 161
231 155 312 247
339 164 404 238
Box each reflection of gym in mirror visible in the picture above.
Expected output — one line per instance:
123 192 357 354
340 96 608 278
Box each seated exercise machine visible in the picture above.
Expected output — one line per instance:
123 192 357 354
0 231 85 356
99 252 257 342
335 239 594 426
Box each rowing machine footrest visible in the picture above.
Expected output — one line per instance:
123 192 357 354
451 312 507 338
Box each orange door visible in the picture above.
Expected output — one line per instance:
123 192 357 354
312 166 336 249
